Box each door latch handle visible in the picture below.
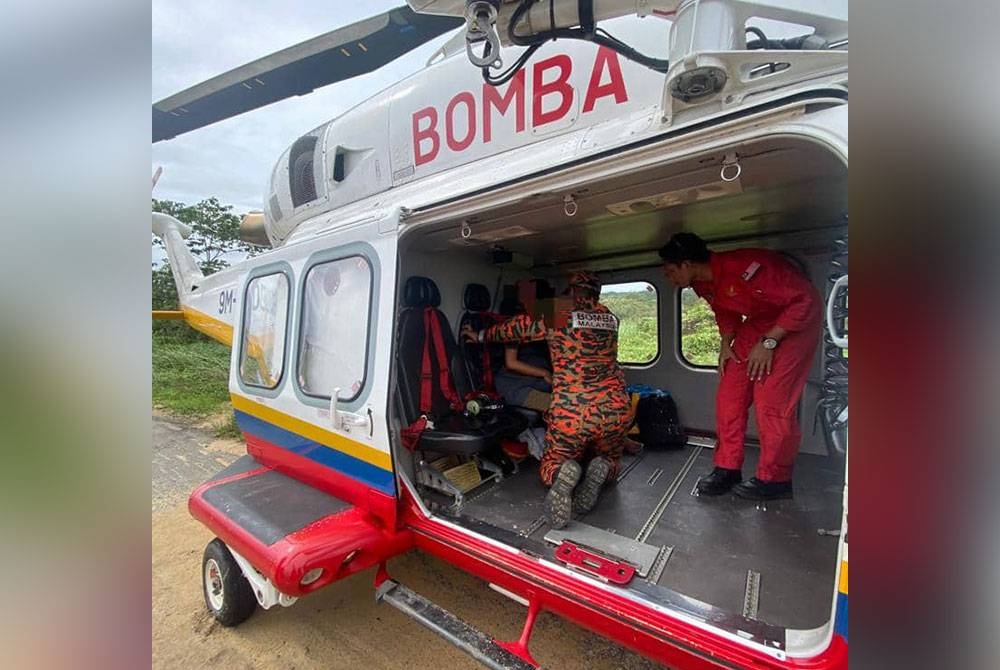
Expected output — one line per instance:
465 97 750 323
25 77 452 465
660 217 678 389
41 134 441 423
331 387 373 436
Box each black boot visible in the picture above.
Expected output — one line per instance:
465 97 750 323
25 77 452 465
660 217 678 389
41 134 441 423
695 467 742 496
733 477 793 500
572 457 611 515
544 460 582 529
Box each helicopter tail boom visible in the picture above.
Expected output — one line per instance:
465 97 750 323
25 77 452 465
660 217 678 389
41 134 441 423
153 211 207 315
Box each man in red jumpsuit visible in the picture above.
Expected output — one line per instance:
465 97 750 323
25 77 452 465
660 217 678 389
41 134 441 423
659 233 822 500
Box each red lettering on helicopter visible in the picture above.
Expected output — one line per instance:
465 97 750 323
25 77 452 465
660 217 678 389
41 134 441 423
582 46 628 113
412 106 440 167
445 91 476 152
482 69 525 143
411 47 628 167
532 54 573 127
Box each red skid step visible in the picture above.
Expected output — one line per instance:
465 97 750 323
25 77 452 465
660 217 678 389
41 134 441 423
189 455 412 596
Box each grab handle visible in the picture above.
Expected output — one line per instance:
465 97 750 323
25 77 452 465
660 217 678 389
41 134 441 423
826 275 848 348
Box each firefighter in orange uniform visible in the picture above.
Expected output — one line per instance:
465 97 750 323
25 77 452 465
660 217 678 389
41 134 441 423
461 271 631 528
660 233 822 500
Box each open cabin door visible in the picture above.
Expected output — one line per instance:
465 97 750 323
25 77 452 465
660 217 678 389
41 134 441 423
229 210 401 524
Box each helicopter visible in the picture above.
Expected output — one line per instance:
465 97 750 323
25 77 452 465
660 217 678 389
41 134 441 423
152 1 848 668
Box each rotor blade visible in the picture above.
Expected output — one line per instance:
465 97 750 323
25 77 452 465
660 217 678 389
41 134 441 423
152 6 462 142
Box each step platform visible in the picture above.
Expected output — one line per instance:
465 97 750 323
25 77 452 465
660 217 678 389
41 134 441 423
377 579 537 670
189 454 411 597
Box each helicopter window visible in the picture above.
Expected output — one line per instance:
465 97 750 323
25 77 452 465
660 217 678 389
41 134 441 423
239 273 290 389
601 281 660 366
679 287 721 368
298 256 372 401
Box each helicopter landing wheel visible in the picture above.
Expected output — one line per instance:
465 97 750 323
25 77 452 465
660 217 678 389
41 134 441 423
202 538 257 627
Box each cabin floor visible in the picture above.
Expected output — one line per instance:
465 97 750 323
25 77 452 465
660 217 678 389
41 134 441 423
443 442 844 630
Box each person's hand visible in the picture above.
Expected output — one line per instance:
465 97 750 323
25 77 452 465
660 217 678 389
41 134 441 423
746 342 774 381
542 371 552 385
460 323 478 343
718 340 740 376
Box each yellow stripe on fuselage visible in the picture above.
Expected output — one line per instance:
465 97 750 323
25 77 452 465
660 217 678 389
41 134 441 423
182 306 234 346
231 393 392 472
838 560 848 595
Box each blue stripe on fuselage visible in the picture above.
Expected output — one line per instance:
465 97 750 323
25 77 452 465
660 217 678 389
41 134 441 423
234 409 395 496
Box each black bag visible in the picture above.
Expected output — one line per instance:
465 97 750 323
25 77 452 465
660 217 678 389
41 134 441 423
635 394 687 449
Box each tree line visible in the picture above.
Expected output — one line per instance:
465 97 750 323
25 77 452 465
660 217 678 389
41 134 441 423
152 197 257 340
151 198 721 362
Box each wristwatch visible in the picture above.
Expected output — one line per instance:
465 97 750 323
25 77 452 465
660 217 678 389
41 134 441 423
761 336 779 350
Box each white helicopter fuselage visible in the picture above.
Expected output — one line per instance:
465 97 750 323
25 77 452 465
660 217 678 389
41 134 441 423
264 22 667 246
155 4 849 667
172 15 847 344
261 15 845 248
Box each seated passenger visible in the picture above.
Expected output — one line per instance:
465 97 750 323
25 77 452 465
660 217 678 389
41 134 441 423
492 300 552 409
462 271 631 529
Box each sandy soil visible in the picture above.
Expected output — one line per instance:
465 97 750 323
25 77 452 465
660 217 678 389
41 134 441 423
152 415 661 669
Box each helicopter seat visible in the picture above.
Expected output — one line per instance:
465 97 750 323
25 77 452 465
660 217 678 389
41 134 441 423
458 282 546 429
396 276 525 456
457 282 505 394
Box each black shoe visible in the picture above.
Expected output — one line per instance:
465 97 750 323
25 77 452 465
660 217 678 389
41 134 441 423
572 457 611 515
545 460 582 529
695 467 742 496
733 477 793 501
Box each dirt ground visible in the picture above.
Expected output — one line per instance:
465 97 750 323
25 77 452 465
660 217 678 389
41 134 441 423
152 413 661 669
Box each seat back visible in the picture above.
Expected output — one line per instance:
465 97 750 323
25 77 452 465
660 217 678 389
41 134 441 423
457 283 506 393
397 276 470 422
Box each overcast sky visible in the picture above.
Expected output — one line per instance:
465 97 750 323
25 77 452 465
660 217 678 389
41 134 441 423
152 0 845 215
152 0 448 213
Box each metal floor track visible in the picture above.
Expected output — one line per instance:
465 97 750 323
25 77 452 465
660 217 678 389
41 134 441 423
449 445 844 630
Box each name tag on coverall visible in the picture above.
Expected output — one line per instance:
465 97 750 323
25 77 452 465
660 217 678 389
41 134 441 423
571 311 618 331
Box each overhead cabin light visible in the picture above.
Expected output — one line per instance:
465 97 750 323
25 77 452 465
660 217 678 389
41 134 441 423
448 224 537 246
606 177 743 217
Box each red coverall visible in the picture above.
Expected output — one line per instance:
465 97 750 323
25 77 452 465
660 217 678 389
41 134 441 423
692 250 822 482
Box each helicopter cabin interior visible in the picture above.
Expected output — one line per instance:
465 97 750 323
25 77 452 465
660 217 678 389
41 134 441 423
390 131 848 635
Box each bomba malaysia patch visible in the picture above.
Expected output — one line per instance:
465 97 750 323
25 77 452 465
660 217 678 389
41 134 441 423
571 311 618 331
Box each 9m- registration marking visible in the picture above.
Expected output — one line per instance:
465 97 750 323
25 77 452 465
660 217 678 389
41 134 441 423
218 289 236 315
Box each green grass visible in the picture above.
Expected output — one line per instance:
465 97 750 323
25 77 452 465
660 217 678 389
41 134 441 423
152 331 234 421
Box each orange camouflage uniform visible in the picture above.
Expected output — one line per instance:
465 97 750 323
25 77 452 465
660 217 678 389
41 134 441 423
482 295 632 486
